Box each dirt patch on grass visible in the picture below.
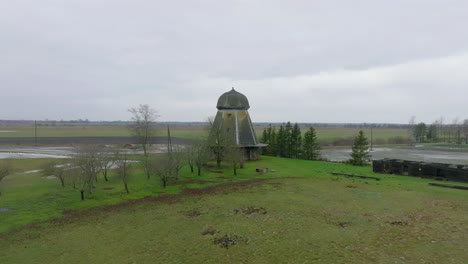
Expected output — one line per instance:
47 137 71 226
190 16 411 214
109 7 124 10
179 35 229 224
234 206 267 215
201 226 220 236
1 178 270 237
213 234 248 249
174 179 216 185
181 208 202 218
389 220 409 226
323 211 353 228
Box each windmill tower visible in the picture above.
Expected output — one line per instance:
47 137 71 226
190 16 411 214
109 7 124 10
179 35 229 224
210 88 265 160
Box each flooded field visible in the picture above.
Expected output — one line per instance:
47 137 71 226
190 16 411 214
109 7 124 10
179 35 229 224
2 144 468 165
0 146 74 159
0 145 167 159
321 146 468 165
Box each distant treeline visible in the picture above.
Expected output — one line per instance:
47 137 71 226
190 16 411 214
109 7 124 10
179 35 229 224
412 120 468 144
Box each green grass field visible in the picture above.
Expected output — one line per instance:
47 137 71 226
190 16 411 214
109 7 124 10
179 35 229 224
0 124 408 146
0 156 467 263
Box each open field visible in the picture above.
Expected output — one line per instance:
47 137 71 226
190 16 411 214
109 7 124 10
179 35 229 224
1 156 467 263
0 123 408 145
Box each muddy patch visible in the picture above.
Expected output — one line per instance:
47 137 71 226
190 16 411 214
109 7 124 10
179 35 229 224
234 206 267 215
201 226 220 236
213 234 248 249
181 208 202 218
174 179 215 185
0 207 9 213
323 211 353 228
389 220 409 226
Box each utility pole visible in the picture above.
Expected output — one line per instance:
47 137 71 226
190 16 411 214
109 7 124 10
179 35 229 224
167 125 172 153
370 126 373 151
34 120 37 146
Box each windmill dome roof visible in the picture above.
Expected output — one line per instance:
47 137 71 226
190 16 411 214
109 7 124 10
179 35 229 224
216 88 250 110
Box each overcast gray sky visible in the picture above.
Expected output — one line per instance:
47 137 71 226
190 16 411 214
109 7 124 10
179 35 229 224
1 0 467 123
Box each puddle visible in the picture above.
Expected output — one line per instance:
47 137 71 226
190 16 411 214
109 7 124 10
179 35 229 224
322 147 468 164
24 169 43 174
0 208 9 212
0 153 70 159
0 130 16 133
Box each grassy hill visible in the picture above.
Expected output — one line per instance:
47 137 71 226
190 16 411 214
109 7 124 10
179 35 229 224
0 156 467 263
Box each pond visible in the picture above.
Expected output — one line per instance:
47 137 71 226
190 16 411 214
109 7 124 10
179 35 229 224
321 146 468 165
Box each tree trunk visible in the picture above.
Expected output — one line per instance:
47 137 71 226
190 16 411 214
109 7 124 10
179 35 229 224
234 167 237 176
197 166 201 176
104 170 108 182
60 177 65 187
88 180 94 193
80 190 84 201
189 164 194 173
124 182 129 194
143 156 150 179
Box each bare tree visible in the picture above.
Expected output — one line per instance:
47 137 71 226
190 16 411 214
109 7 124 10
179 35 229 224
74 145 102 200
186 144 196 173
437 117 446 142
463 119 468 144
150 154 176 188
98 147 118 182
168 145 185 181
407 116 416 145
42 161 69 187
0 160 12 196
115 152 133 194
207 117 231 168
452 118 462 144
224 145 244 176
166 125 185 180
186 140 209 175
128 104 158 179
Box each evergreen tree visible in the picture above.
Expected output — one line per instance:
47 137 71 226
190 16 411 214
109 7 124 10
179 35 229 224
284 122 293 158
302 127 320 160
277 124 287 157
349 130 371 166
267 126 277 156
291 123 302 158
260 124 277 156
261 127 269 155
426 124 438 142
413 122 427 143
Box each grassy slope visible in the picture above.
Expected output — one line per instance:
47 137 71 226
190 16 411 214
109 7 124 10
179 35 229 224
0 157 467 263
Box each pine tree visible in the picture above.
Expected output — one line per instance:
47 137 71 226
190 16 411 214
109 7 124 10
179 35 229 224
291 123 302 158
284 122 293 158
267 126 277 156
277 124 287 157
349 130 371 166
302 127 320 160
260 124 277 156
261 127 269 155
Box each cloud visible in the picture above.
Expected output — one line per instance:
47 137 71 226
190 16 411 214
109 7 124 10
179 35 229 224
1 1 468 123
